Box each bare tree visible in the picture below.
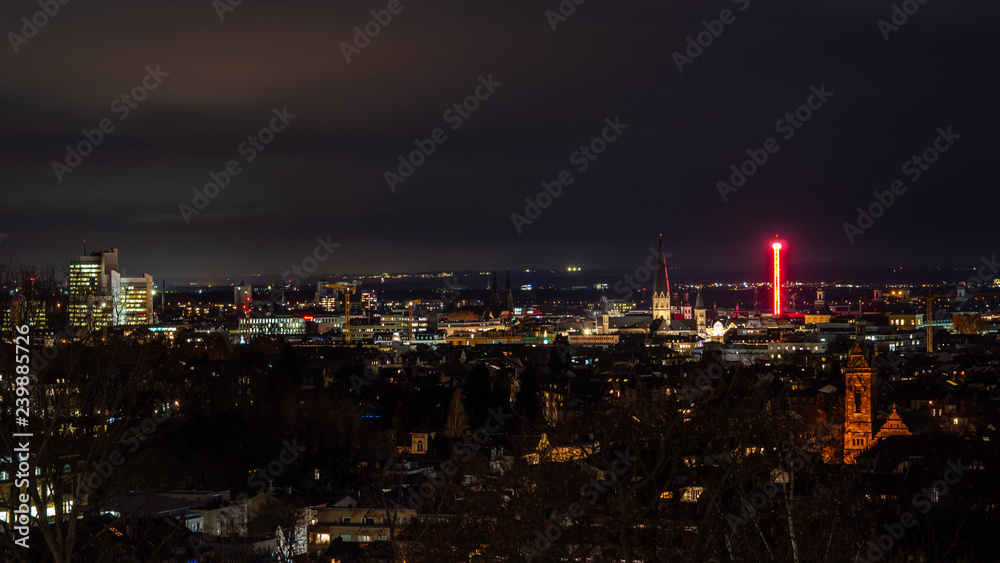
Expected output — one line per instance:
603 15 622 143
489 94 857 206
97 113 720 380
0 259 181 563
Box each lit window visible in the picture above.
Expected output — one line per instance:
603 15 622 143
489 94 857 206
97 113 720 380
681 487 703 503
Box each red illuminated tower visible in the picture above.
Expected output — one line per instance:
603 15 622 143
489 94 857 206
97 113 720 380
772 242 782 316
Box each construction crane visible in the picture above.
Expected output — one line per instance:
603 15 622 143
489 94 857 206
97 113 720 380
325 284 356 344
923 292 954 353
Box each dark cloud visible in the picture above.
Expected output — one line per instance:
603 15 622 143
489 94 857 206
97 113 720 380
1 0 997 279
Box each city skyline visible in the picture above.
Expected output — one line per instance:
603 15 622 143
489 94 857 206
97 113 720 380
4 1 1000 560
11 236 998 289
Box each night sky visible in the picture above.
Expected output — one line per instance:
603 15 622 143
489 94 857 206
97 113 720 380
2 0 997 280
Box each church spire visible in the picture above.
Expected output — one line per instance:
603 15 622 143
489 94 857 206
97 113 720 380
504 269 513 312
694 286 707 332
652 233 671 322
485 269 503 319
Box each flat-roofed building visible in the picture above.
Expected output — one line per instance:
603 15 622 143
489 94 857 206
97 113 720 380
118 274 153 326
68 248 154 330
239 316 306 338
309 505 415 548
68 249 117 328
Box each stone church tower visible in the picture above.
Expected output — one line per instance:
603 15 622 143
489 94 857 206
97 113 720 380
843 343 912 464
843 343 876 464
652 234 671 322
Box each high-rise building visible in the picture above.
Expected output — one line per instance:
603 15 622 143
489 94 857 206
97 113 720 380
235 282 252 305
68 248 153 330
118 275 154 326
4 293 50 331
361 291 379 314
68 249 118 329
317 281 358 312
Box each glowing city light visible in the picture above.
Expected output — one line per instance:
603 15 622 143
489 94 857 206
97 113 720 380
772 241 782 315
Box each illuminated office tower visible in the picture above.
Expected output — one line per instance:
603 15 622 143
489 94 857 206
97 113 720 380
4 289 50 330
117 274 154 326
68 249 117 329
68 248 153 329
361 291 379 313
316 281 340 310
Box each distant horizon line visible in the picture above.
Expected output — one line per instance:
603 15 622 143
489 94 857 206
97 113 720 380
2 254 988 284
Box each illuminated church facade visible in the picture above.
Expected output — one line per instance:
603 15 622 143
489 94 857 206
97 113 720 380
843 344 912 464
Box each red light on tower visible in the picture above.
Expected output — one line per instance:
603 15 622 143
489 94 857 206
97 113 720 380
772 242 782 316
